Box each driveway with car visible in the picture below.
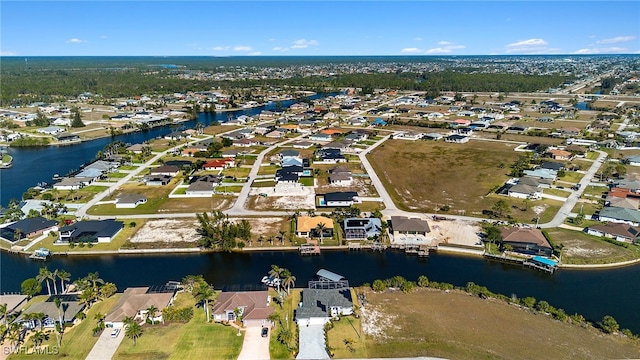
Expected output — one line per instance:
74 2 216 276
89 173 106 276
237 326 270 360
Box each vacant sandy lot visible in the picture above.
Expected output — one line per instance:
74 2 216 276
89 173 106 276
131 219 199 243
431 220 482 247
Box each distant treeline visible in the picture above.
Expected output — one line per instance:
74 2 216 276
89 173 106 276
1 67 571 106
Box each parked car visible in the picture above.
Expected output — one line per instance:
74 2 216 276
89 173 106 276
261 327 268 337
111 328 120 338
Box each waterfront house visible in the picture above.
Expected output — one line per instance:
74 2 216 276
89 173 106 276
105 287 176 329
296 216 334 238
586 223 640 243
390 216 431 240
115 194 147 208
19 296 85 329
295 288 353 326
58 219 124 243
53 177 88 190
500 227 553 256
343 218 382 240
211 291 274 327
0 217 58 242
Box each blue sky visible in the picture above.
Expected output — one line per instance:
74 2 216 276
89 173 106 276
2 1 639 56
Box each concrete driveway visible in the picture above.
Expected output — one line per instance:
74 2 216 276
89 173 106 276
297 324 329 360
86 328 125 360
237 326 270 360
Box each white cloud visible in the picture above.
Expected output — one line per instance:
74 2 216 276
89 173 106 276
425 47 452 54
414 37 423 41
507 38 548 48
233 45 253 52
249 52 262 56
212 46 230 51
0 50 16 56
67 38 87 44
437 41 452 45
401 47 423 54
597 36 636 44
272 47 288 52
505 38 552 54
574 47 629 54
427 43 465 54
100 35 108 39
291 39 319 49
268 38 275 42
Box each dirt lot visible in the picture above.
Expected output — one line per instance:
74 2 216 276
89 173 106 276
359 287 640 359
131 219 199 243
545 227 640 264
369 139 520 213
431 220 482 247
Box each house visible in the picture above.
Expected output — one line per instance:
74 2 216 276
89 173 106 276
547 149 572 161
37 126 65 135
371 118 387 126
625 155 640 167
540 162 564 171
319 192 359 207
606 195 640 210
292 141 314 149
343 218 382 240
115 194 147 208
445 134 470 143
55 133 80 142
452 119 471 127
144 174 173 186
232 138 259 147
390 216 430 238
328 166 353 186
105 287 176 329
58 219 124 243
507 184 542 199
265 130 285 139
598 207 640 226
317 148 346 163
0 217 58 242
211 291 274 327
19 296 85 329
523 168 557 180
423 133 444 141
203 158 235 171
586 223 640 243
500 227 553 256
276 165 304 183
53 177 88 190
395 131 423 141
519 176 553 188
150 165 180 177
506 125 528 134
295 288 353 326
296 216 334 238
309 133 332 142
186 175 220 196
127 143 146 154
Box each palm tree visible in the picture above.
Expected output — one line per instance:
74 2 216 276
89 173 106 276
146 305 158 324
125 322 143 346
85 272 104 290
315 222 327 245
99 282 117 299
123 316 135 327
193 281 214 322
281 269 296 295
54 297 63 347
79 287 96 309
37 267 53 296
269 265 284 293
51 269 59 295
57 269 71 294
32 330 49 348
278 230 286 245
0 303 7 327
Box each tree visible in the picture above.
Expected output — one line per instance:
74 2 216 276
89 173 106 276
315 222 327 244
417 275 429 288
0 303 7 327
37 267 54 295
21 278 41 298
281 269 296 295
51 269 59 295
146 305 158 324
193 280 214 322
521 296 536 309
32 330 49 348
99 282 117 299
125 322 143 346
535 300 550 312
269 265 284 293
599 315 620 334
492 200 510 218
57 269 71 294
371 279 387 292
54 297 63 347
71 107 85 128
181 274 204 292
85 272 104 290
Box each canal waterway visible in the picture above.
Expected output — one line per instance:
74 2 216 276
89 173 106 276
0 96 320 206
2 250 640 333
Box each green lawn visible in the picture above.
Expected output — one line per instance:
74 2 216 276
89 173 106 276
571 202 601 216
215 185 243 193
113 293 243 360
81 185 109 192
108 172 128 179
543 188 571 198
9 295 121 360
173 187 187 195
269 289 299 359
582 185 608 198
221 167 251 178
586 151 600 160
251 180 277 188
257 165 279 175
118 165 139 171
299 177 314 186
558 171 584 183
326 290 366 358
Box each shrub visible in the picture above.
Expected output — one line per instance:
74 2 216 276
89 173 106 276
371 279 387 292
598 315 619 334
417 275 429 287
520 296 536 309
386 276 407 288
400 281 415 293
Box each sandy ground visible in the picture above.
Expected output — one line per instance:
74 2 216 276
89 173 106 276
431 220 483 247
249 186 316 209
131 219 200 243
360 304 399 340
237 217 287 237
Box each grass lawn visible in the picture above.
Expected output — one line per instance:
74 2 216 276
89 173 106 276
215 185 243 193
118 165 139 171
558 171 584 183
220 167 251 178
586 151 600 160
582 185 608 198
299 177 314 186
269 289 300 359
159 196 235 212
545 227 640 264
571 201 601 216
257 165 279 175
359 287 640 359
252 180 277 188
325 289 366 358
9 295 121 360
80 185 109 193
35 220 141 252
113 293 243 360
368 140 521 214
543 188 571 198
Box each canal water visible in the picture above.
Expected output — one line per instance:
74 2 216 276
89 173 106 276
2 250 640 333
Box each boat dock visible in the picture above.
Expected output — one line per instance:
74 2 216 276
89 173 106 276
484 253 557 274
29 248 50 261
299 244 320 256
